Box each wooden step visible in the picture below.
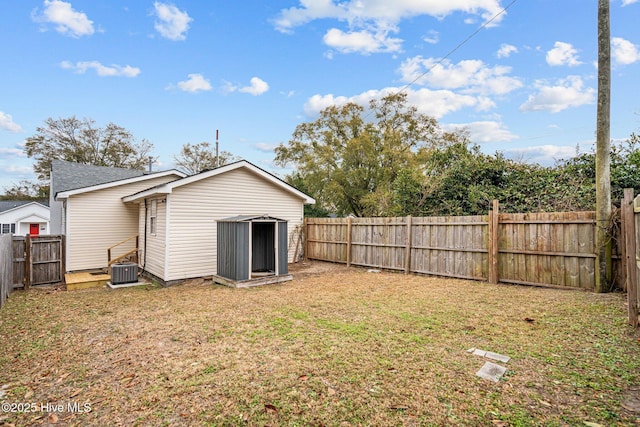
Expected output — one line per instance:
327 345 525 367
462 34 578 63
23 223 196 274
65 272 110 291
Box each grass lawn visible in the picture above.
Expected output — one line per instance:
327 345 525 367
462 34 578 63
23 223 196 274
0 261 639 426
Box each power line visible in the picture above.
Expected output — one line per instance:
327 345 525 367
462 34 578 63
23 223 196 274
398 0 519 94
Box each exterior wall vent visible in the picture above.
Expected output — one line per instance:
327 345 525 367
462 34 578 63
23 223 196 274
111 263 138 285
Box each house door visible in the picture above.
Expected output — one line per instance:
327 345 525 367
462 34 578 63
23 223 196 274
30 224 39 235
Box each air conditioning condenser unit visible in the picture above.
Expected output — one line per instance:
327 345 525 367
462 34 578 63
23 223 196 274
111 263 138 285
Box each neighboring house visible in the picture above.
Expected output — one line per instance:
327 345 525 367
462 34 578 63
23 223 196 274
0 201 50 236
54 165 186 272
122 161 315 285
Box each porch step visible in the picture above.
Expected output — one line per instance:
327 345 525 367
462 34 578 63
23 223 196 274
65 272 110 291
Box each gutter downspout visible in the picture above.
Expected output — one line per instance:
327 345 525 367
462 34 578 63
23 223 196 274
142 199 148 275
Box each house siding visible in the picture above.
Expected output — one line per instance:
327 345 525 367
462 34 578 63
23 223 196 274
137 198 167 280
165 168 304 282
66 175 177 271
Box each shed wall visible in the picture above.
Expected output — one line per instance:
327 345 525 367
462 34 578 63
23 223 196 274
165 167 304 282
278 221 288 275
217 221 250 281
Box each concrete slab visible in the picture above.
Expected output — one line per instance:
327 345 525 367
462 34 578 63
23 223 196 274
476 362 507 383
485 351 511 363
468 348 510 363
472 349 487 357
107 281 149 289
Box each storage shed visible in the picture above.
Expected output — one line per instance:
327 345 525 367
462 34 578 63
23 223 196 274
215 214 292 287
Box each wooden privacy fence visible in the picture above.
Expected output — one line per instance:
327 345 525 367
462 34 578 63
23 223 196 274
11 235 65 289
1 234 12 308
305 202 616 292
621 189 640 327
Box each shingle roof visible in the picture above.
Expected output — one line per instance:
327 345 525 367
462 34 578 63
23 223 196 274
0 200 48 213
51 159 145 196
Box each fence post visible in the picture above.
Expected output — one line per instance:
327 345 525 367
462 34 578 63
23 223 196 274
346 217 352 267
623 188 638 327
488 200 500 284
24 234 31 290
61 235 66 284
303 218 309 261
404 215 412 274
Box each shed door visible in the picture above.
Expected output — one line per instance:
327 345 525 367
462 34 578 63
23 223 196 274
29 224 39 235
252 222 275 273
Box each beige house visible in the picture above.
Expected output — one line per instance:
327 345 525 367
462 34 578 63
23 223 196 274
55 160 314 285
122 161 315 285
55 170 186 272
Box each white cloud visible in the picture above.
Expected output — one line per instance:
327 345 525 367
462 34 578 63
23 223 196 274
612 37 640 65
496 43 518 58
33 0 94 37
0 164 34 175
0 112 23 132
398 57 522 96
303 86 489 120
546 41 582 66
154 2 192 41
226 77 270 96
443 121 518 143
519 76 595 113
274 0 504 32
0 147 26 157
254 143 277 153
622 0 638 6
323 27 402 54
240 77 269 96
273 1 504 52
423 30 439 45
175 73 212 93
60 60 140 77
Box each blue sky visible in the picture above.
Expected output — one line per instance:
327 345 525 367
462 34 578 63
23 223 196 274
1 0 639 192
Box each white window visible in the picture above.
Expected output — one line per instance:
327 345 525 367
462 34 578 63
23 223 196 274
1 224 15 234
150 200 157 235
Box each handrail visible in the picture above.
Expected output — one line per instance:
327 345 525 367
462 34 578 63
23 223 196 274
107 235 139 266
108 248 139 266
107 234 138 252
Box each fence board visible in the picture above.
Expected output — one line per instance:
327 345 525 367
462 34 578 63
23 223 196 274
29 235 64 286
12 236 26 288
10 235 64 289
305 208 611 290
628 190 640 327
1 234 12 308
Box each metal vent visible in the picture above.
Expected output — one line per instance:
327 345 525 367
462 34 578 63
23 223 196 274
111 263 138 285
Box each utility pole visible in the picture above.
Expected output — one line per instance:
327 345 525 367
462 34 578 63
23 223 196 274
595 0 611 293
215 129 220 168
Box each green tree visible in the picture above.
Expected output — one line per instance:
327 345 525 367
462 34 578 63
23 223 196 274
275 92 463 216
24 116 155 182
173 142 240 175
1 180 49 200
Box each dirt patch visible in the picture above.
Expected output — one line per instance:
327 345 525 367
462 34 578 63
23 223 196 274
0 261 638 426
288 260 351 276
